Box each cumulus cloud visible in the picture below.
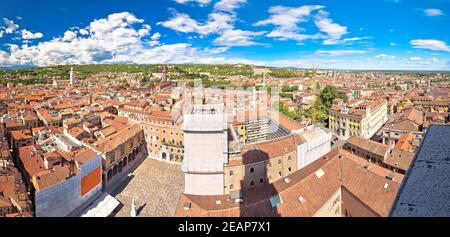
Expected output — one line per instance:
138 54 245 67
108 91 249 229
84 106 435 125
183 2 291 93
214 29 265 46
410 39 450 52
254 5 324 41
409 56 422 61
174 0 211 6
375 54 396 59
21 29 44 39
3 18 19 34
160 0 262 47
0 12 258 67
314 10 348 45
315 49 367 56
62 30 77 41
79 29 89 35
150 32 161 41
158 12 234 35
423 8 444 17
254 5 366 45
214 0 247 12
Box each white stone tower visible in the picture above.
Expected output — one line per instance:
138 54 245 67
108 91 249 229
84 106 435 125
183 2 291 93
69 66 76 85
182 103 228 195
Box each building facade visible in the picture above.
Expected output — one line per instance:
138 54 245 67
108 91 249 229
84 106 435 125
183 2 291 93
329 99 388 140
182 104 228 196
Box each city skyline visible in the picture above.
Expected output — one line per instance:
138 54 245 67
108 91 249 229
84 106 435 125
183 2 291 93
1 0 450 70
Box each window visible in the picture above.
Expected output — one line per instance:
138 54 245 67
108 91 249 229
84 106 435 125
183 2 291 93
230 170 234 176
278 159 281 164
250 167 254 173
279 171 282 177
250 181 254 186
259 178 264 184
288 167 291 172
230 184 234 190
288 155 291 161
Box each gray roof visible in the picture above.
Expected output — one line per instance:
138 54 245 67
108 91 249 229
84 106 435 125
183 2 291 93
390 125 450 217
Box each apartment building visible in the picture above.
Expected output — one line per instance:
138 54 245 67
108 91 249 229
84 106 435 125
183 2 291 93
329 98 388 140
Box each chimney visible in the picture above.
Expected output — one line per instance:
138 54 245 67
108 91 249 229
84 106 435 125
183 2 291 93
43 157 49 170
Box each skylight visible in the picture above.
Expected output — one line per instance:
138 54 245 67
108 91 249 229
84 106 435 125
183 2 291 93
269 195 283 208
315 168 325 178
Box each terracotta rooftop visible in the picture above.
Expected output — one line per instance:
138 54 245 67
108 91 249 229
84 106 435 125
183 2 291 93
176 148 402 217
93 125 142 153
346 136 389 158
18 145 45 179
229 135 302 166
11 130 33 141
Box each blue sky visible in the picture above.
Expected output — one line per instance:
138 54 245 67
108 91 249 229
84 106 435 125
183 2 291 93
1 0 449 70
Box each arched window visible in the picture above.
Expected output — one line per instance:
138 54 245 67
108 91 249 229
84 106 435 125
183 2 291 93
250 181 254 186
230 184 234 190
230 170 234 176
250 167 254 173
288 167 292 172
259 178 264 184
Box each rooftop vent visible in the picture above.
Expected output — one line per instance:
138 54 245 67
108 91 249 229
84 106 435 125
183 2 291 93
298 196 306 204
383 183 389 189
284 177 291 184
234 198 243 203
183 202 191 210
386 174 394 180
315 169 325 178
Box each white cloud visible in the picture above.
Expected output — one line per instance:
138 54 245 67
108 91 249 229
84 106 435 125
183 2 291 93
150 32 161 41
3 18 19 34
409 56 422 61
405 57 440 66
375 54 396 59
410 39 450 52
0 31 3 38
0 12 258 67
266 30 323 41
160 1 262 47
424 8 443 17
254 5 325 42
62 30 77 41
214 29 265 46
255 5 365 45
79 29 89 35
254 5 324 31
158 12 234 35
315 49 367 56
390 42 397 46
21 29 43 39
174 0 211 6
214 0 247 12
314 10 348 45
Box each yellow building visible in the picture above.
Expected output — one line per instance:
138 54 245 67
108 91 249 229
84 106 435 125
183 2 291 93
396 99 414 113
329 99 388 140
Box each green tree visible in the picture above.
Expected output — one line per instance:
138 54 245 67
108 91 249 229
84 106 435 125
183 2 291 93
319 85 341 109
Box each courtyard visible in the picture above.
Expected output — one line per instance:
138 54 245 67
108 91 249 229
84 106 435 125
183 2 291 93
111 158 184 217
